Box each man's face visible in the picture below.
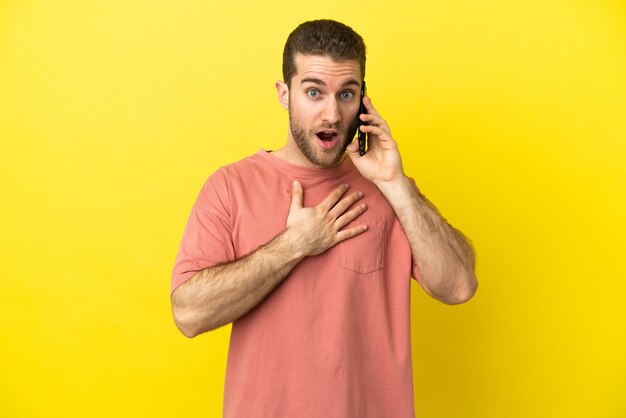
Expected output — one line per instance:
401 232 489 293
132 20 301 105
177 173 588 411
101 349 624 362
279 54 362 168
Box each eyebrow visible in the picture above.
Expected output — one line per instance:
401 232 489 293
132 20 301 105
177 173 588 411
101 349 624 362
300 77 360 88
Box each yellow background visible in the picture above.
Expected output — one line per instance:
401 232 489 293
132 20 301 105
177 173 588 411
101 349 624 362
1 0 625 417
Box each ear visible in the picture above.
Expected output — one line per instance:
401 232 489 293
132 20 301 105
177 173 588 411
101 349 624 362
275 80 289 110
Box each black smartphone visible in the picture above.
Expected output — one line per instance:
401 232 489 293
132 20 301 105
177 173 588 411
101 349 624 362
356 81 367 156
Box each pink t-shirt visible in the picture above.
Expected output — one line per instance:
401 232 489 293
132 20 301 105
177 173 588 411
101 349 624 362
172 150 422 418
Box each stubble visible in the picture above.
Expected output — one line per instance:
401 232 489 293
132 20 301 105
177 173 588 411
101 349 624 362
288 105 358 168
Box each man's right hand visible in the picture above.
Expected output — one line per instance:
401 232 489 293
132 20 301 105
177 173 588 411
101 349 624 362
285 181 368 257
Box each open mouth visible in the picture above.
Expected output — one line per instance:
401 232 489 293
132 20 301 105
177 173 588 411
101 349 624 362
316 131 338 141
315 130 340 150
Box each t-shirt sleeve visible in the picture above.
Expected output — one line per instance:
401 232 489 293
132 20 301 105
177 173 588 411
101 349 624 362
171 169 236 294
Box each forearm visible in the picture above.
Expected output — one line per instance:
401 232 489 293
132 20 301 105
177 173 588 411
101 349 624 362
171 229 304 337
376 175 478 304
171 182 368 337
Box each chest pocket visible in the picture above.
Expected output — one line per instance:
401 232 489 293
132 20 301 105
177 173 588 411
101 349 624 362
339 219 385 274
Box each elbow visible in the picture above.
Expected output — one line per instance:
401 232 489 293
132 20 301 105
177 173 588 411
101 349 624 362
173 309 202 338
445 271 478 305
178 324 201 339
171 286 223 338
172 305 219 338
179 328 199 339
429 270 478 305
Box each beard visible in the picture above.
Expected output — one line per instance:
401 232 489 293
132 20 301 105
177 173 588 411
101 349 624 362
288 108 358 168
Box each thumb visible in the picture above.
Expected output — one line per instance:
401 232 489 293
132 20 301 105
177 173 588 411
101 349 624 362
290 180 303 210
346 138 359 154
346 138 362 162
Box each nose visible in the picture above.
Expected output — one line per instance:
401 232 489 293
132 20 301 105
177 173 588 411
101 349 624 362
321 98 342 125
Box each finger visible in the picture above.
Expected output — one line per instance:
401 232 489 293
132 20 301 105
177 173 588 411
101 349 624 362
362 96 381 117
346 141 365 164
328 191 364 219
359 124 391 140
290 180 303 211
346 139 359 154
335 223 368 243
335 202 367 229
318 183 349 212
359 113 389 131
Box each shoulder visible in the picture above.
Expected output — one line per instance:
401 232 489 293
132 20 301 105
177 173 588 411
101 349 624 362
203 152 267 186
196 152 275 207
219 153 268 178
194 154 255 204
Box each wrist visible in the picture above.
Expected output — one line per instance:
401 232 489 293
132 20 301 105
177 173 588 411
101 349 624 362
374 174 413 199
275 227 307 261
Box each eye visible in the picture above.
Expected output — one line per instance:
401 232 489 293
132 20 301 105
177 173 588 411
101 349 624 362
340 90 354 100
307 89 321 98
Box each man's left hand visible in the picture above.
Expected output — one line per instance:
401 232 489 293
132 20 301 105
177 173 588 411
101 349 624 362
346 96 405 185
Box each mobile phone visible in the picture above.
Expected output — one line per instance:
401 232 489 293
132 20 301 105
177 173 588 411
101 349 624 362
356 81 367 156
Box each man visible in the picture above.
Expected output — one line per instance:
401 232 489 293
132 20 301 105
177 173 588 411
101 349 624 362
171 19 477 418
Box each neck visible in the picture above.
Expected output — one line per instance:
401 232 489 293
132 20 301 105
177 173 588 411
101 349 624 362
271 145 348 169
